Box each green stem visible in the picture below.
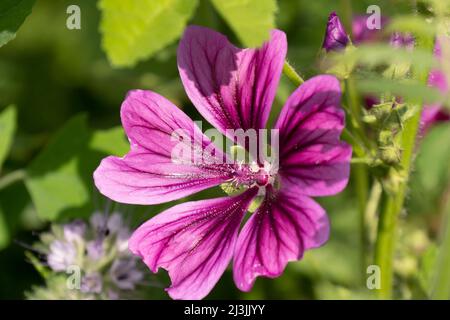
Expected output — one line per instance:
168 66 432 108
344 75 372 278
340 0 353 36
346 78 361 125
345 78 373 151
283 61 304 86
354 164 369 277
0 170 26 190
365 180 383 245
351 158 372 165
374 35 434 299
431 182 450 299
374 191 399 299
374 110 420 298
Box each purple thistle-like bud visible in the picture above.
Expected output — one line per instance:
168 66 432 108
47 240 77 272
81 272 103 294
109 259 143 290
86 239 104 260
323 12 350 52
107 213 123 234
63 220 86 243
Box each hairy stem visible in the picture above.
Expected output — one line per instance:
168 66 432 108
365 180 383 245
282 61 304 86
374 35 434 299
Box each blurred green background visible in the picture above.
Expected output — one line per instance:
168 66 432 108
0 0 449 299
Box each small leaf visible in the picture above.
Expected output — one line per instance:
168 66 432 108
0 0 36 47
25 114 127 221
211 0 277 47
0 105 17 171
99 0 199 67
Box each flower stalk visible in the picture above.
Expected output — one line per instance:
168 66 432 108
344 76 371 278
282 61 304 86
374 34 434 299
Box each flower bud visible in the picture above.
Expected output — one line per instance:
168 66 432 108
322 12 350 52
380 144 402 165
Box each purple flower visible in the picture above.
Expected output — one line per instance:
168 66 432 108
94 26 352 299
47 240 77 272
322 14 388 52
90 211 107 231
81 272 103 294
86 239 104 260
90 211 125 236
322 12 350 52
390 32 415 50
109 259 143 290
115 229 130 253
63 220 86 243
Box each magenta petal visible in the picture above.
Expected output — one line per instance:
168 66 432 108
178 25 287 137
421 37 450 133
427 37 449 95
420 106 450 134
233 186 329 292
279 142 352 196
129 188 258 300
94 90 232 205
274 75 352 196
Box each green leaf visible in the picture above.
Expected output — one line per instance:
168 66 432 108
386 15 436 39
416 125 450 194
89 126 129 155
355 77 441 105
329 44 436 71
99 0 199 67
0 105 17 171
409 124 450 214
211 0 277 47
417 243 438 297
0 0 35 47
25 115 127 221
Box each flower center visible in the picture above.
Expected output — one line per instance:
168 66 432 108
233 160 277 188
